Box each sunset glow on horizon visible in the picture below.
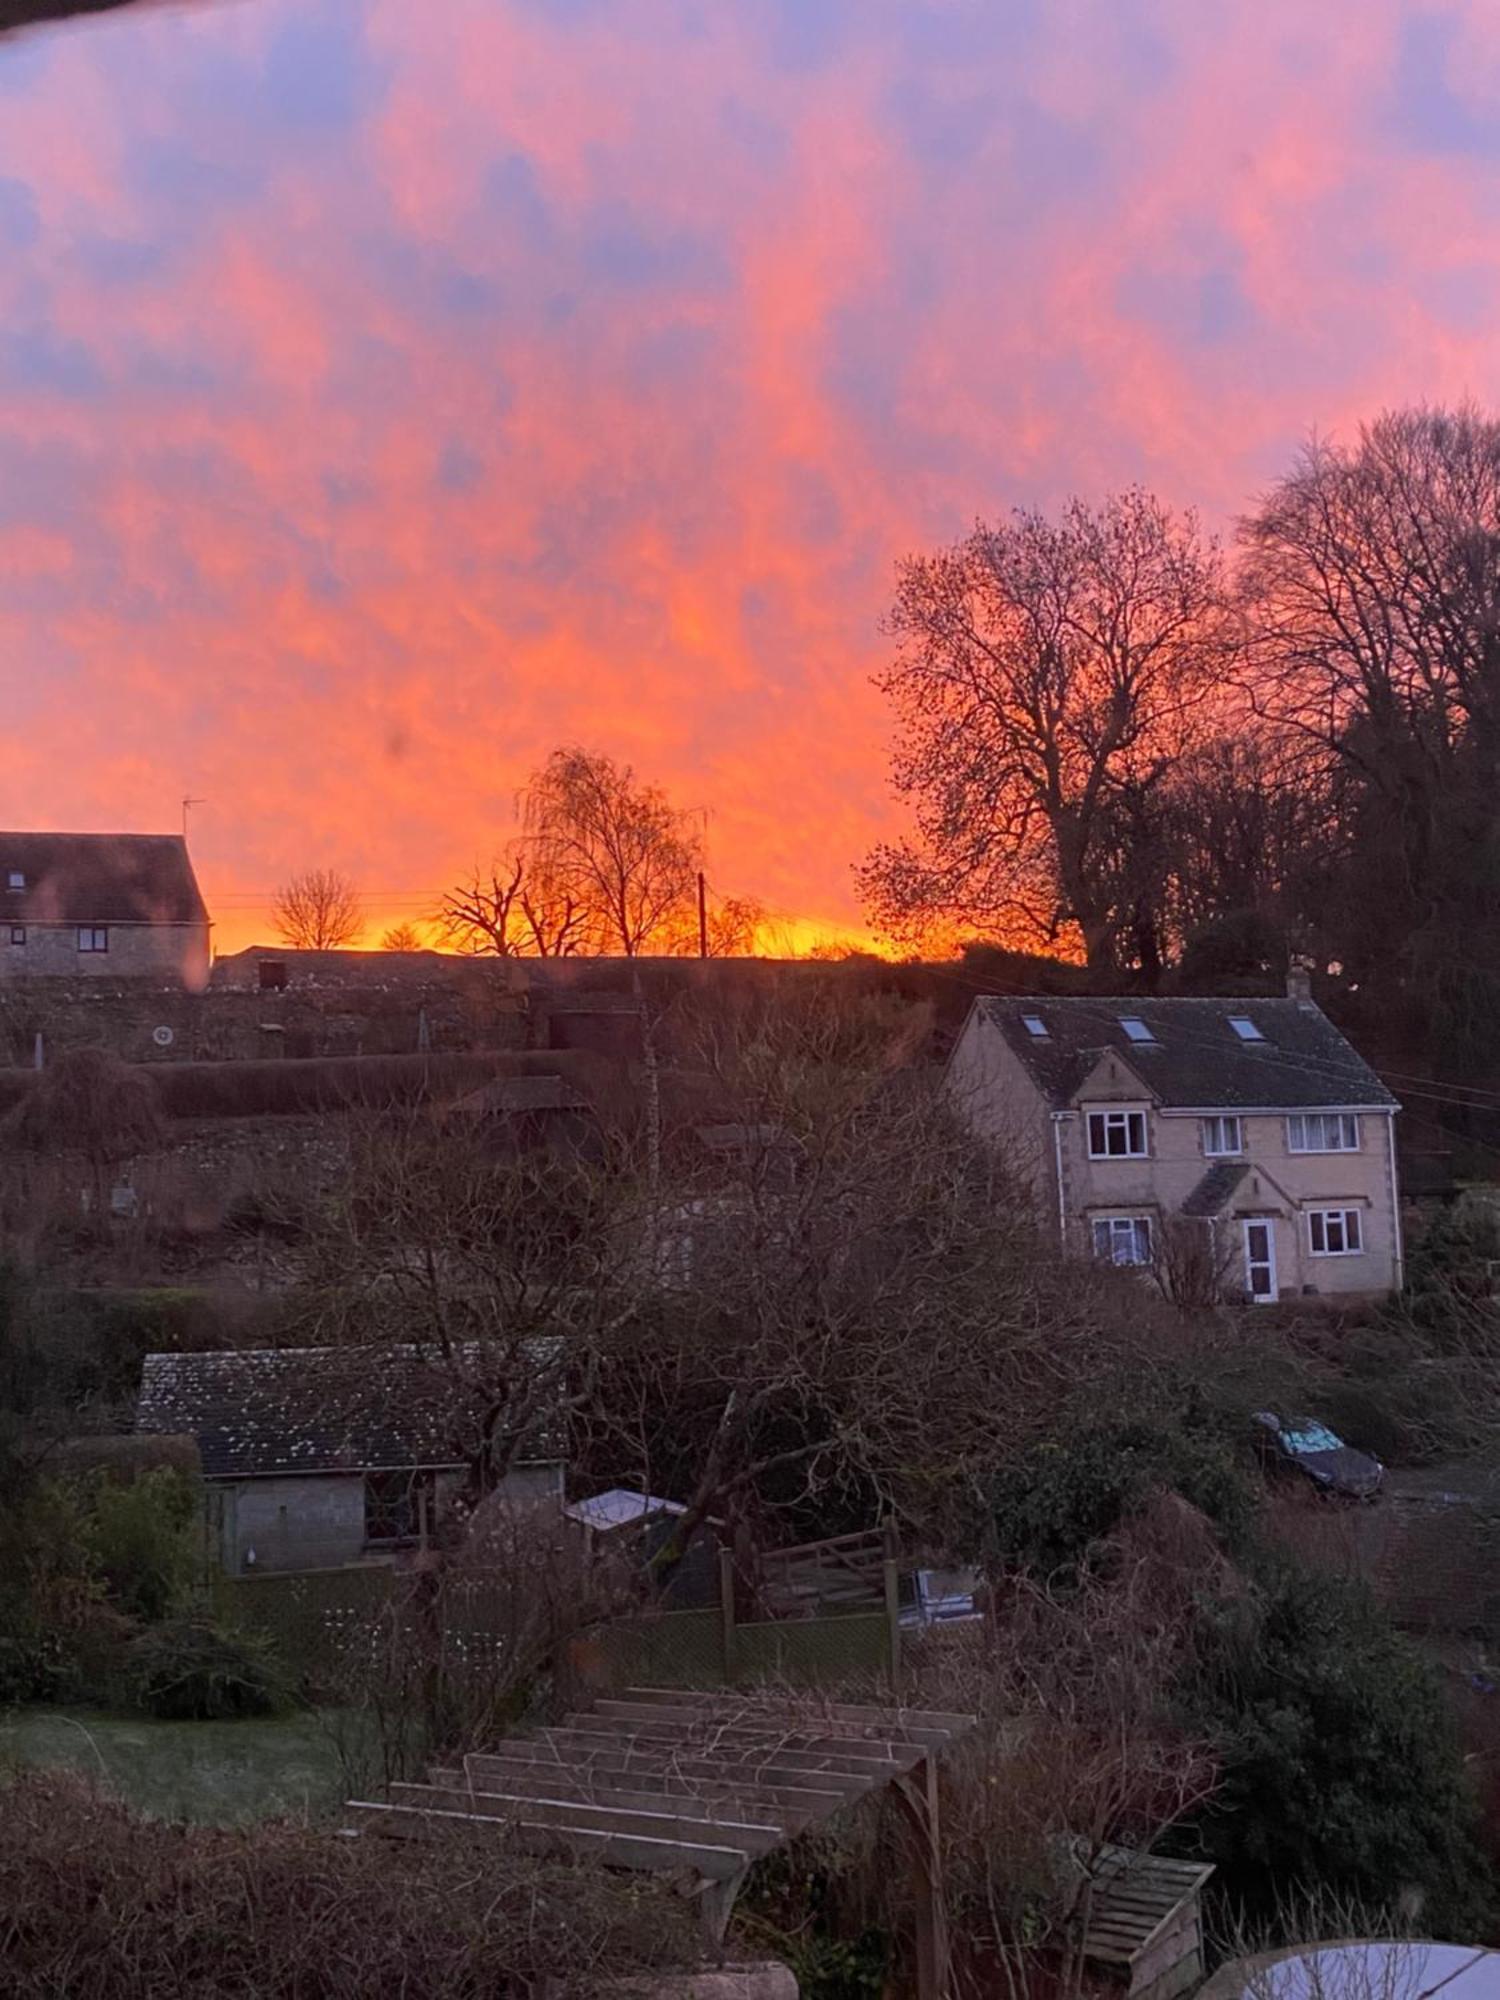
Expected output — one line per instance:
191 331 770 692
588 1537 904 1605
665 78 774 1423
5 0 1500 955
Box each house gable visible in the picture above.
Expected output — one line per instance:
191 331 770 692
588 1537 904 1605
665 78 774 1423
1070 1049 1158 1107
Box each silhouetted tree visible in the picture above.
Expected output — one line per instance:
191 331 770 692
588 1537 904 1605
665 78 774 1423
523 747 702 957
437 845 590 958
1240 404 1500 1064
861 490 1227 973
272 868 363 950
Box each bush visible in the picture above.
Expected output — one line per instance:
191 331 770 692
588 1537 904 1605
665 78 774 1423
127 1617 286 1720
90 1466 201 1622
986 1406 1255 1576
1187 1562 1492 1933
0 1770 698 1997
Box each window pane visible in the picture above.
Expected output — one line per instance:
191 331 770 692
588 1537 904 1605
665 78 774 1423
1088 1114 1105 1154
1326 1213 1346 1253
1346 1210 1362 1251
1309 1213 1325 1253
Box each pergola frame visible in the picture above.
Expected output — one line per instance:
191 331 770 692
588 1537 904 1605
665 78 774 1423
348 1685 974 1997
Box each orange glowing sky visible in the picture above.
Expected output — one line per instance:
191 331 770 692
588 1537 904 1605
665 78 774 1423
4 0 1500 952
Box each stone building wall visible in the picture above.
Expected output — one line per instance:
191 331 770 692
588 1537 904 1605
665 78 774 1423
2 922 208 986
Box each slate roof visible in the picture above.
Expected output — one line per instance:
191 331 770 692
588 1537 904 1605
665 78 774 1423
1181 1162 1251 1217
0 832 208 926
136 1344 563 1480
973 996 1398 1112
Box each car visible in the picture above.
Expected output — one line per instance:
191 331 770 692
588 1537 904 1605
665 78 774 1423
1252 1410 1384 1500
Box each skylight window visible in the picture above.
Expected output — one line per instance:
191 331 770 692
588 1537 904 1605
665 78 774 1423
6 871 23 891
1118 1017 1156 1044
1021 1013 1049 1039
1228 1016 1264 1042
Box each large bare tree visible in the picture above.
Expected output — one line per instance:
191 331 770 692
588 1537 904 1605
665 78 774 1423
1239 405 1500 1056
523 747 701 957
272 867 364 950
860 490 1227 973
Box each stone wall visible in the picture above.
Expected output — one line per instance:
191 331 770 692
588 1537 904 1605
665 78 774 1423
0 965 528 1066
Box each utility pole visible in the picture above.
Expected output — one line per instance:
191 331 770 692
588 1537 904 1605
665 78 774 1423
697 870 709 959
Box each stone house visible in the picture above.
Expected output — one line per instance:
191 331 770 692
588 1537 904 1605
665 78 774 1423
947 978 1403 1303
136 1343 563 1573
1 832 210 987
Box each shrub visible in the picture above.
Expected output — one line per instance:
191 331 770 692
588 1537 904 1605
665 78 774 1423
1187 1562 1493 1933
90 1466 201 1623
127 1617 286 1720
0 1770 698 1997
986 1406 1255 1576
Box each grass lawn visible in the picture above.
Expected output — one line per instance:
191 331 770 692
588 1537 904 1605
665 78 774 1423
0 1705 364 1825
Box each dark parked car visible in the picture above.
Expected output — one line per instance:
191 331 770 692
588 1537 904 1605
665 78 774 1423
1252 1411 1384 1500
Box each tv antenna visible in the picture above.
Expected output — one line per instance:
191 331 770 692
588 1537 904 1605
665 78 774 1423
181 796 205 838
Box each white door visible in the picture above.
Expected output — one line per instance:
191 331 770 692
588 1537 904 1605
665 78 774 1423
1243 1219 1277 1303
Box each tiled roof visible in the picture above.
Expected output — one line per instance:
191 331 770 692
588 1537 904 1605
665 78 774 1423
136 1343 563 1480
974 997 1398 1112
1181 1161 1251 1217
0 832 208 926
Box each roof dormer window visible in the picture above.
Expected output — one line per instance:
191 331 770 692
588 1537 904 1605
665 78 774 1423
1118 1017 1155 1044
1022 1013 1049 1038
1228 1016 1263 1042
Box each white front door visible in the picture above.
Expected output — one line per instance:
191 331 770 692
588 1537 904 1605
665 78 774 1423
1243 1219 1277 1303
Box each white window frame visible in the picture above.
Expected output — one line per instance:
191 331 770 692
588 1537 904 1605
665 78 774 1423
1286 1112 1359 1154
1087 1108 1148 1159
1092 1215 1153 1266
1201 1115 1243 1157
1308 1207 1363 1256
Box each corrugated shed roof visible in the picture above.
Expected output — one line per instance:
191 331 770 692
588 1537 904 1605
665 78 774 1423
0 832 208 926
136 1342 563 1479
974 996 1398 1112
563 1488 687 1532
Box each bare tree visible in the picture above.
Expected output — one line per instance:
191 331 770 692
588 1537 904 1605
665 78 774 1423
860 490 1226 972
588 982 1186 1568
273 868 364 950
437 845 591 958
523 747 701 956
1239 405 1500 1060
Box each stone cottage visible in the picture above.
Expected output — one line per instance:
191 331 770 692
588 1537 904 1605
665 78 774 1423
1 831 210 987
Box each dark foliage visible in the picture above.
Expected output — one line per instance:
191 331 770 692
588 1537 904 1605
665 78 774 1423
985 1406 1255 1577
126 1616 286 1720
1188 1563 1493 1934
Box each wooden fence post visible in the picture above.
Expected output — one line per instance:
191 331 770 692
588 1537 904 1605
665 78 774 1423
719 1546 738 1682
884 1556 903 1691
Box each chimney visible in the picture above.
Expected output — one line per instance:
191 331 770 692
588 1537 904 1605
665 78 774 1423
1286 956 1315 1004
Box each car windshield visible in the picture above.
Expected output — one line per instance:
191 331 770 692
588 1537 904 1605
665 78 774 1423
1281 1422 1345 1455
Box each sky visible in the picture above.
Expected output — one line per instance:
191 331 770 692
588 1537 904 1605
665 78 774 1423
2 0 1500 952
